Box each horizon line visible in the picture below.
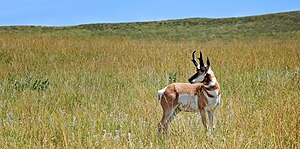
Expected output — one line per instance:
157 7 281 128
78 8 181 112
0 10 298 27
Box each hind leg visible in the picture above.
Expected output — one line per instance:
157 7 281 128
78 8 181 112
158 110 171 133
168 107 180 123
158 106 179 133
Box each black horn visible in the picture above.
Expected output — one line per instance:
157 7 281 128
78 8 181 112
191 51 199 67
198 51 204 67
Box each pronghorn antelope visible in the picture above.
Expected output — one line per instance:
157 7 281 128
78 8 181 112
157 51 221 133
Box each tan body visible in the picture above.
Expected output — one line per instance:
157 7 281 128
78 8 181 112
157 68 221 133
157 51 220 133
160 83 206 112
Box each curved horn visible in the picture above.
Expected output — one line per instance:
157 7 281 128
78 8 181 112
198 51 204 67
191 51 199 68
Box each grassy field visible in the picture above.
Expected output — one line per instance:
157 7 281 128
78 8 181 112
1 11 300 41
0 11 300 148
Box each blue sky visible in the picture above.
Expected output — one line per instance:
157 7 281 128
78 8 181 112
0 0 299 26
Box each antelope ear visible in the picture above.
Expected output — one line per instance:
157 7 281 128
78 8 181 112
207 57 210 67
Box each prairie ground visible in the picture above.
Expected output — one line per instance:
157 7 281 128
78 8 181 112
0 33 299 148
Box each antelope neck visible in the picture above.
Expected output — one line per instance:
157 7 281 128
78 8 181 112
202 73 212 85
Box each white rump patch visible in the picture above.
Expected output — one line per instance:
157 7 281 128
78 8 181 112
157 87 166 100
178 94 200 112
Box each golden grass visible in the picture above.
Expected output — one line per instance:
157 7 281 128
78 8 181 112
0 33 299 148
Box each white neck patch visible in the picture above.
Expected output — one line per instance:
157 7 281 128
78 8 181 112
204 68 216 87
205 77 216 87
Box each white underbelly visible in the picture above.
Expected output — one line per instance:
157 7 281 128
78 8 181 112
178 94 200 112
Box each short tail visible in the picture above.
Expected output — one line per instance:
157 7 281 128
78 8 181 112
157 87 166 101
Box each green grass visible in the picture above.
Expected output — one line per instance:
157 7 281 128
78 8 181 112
1 10 300 41
0 11 299 148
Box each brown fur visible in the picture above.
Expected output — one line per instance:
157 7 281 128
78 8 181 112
158 83 212 133
158 72 221 133
158 51 220 133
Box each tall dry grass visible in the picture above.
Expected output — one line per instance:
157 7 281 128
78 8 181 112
0 33 299 148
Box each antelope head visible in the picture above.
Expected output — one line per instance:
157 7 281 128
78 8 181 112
189 51 211 84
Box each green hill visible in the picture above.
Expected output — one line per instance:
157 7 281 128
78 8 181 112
1 10 300 41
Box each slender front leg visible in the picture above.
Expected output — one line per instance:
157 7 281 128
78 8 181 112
200 110 208 131
208 111 215 130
